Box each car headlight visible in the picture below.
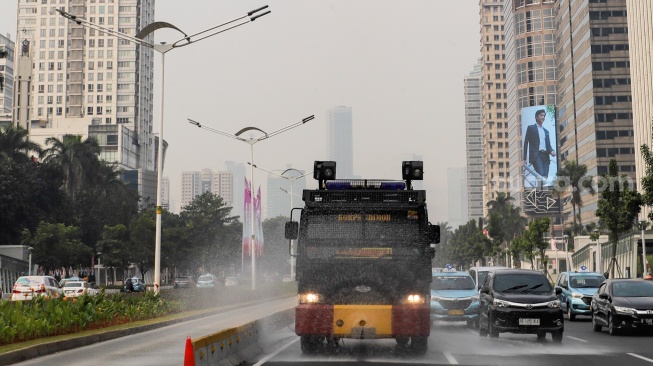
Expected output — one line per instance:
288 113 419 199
299 293 322 304
493 299 509 307
614 306 636 315
403 294 427 304
571 292 584 299
547 300 561 308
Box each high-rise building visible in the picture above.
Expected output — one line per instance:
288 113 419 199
266 167 307 219
0 33 14 115
627 0 653 221
503 0 558 223
180 169 234 213
480 0 509 218
465 59 484 221
327 106 354 178
180 171 201 210
447 167 469 229
555 0 634 227
14 0 162 200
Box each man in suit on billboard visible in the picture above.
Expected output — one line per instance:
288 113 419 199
523 109 556 179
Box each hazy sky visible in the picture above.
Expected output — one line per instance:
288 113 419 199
2 1 480 223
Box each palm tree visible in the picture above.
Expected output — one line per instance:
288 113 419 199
41 135 101 200
558 160 595 233
93 161 125 197
486 192 526 265
0 125 41 163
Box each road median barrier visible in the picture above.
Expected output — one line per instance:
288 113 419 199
191 308 294 366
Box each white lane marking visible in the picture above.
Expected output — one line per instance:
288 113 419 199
566 336 588 343
253 337 300 366
628 353 653 364
444 351 459 365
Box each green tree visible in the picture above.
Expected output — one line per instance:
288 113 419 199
595 159 642 278
129 211 156 281
557 160 595 233
180 192 240 273
21 222 91 274
639 128 653 221
486 192 527 265
261 216 291 279
97 224 132 269
0 137 66 245
41 134 101 200
432 221 454 268
0 125 41 163
448 219 492 267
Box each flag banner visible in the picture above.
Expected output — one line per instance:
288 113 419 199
255 186 264 257
242 177 252 270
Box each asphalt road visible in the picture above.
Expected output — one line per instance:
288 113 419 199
9 301 653 366
254 316 653 366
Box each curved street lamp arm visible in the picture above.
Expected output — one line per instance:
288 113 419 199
188 119 241 141
281 168 312 180
172 6 270 48
56 9 155 47
235 126 268 138
264 115 315 140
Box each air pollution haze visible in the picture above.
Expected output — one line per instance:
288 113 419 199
1 0 480 223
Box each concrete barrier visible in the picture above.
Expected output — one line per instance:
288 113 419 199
191 308 295 366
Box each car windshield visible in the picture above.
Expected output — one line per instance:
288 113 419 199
198 275 213 282
65 283 83 288
494 274 552 293
612 281 653 297
15 277 42 287
569 275 605 288
432 276 475 290
477 271 489 287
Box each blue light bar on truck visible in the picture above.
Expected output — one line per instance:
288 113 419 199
325 181 351 190
380 182 406 190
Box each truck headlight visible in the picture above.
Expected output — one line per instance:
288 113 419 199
404 294 427 304
299 293 322 304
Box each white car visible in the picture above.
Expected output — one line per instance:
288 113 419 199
62 281 97 298
225 277 238 287
11 276 62 301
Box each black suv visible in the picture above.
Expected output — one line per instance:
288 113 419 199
478 269 564 343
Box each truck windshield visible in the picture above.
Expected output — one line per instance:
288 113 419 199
304 210 421 242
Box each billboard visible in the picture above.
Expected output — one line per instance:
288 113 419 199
522 105 558 189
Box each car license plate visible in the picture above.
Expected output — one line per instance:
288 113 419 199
448 309 464 315
643 319 653 324
519 318 540 326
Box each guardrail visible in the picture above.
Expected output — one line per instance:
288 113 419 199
188 308 294 366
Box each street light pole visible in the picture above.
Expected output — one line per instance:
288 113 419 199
188 115 315 290
27 247 33 276
563 234 570 272
640 220 648 278
249 164 311 280
57 6 271 294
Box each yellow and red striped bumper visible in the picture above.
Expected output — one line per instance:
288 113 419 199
295 304 430 338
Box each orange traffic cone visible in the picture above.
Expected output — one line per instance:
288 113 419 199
184 336 195 366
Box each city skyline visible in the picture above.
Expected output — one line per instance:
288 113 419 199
1 1 481 224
